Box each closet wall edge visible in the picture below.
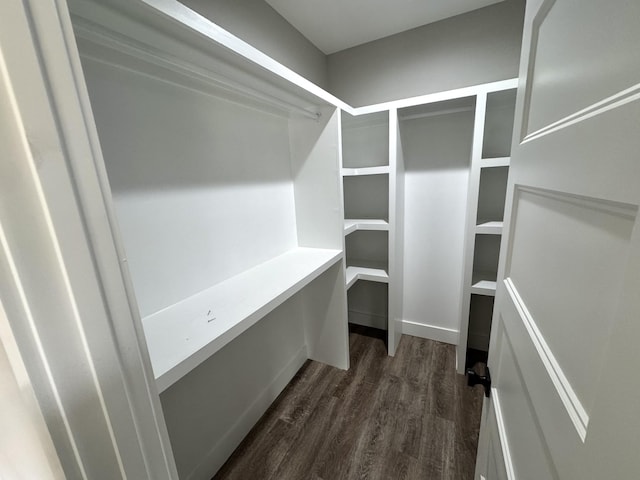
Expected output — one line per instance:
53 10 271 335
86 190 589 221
457 92 488 372
289 106 349 369
388 108 405 356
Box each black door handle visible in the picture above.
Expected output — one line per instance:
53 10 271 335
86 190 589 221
466 366 491 398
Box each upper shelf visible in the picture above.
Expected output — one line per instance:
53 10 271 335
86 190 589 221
143 247 342 392
69 0 348 119
342 166 390 176
344 219 389 235
70 1 517 120
480 157 510 168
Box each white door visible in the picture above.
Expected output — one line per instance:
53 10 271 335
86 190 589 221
475 1 640 479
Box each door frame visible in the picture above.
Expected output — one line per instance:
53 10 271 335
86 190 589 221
0 0 177 477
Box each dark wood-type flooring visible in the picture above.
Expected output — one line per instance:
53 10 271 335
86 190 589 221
213 325 484 480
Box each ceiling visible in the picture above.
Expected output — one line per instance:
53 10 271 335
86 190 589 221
264 0 505 54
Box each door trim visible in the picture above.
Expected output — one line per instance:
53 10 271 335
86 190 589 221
503 278 588 440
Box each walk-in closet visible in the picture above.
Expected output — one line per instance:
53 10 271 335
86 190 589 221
24 0 516 477
6 0 639 479
62 0 520 476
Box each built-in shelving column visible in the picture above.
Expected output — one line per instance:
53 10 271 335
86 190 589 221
340 110 392 341
458 85 517 373
388 108 405 355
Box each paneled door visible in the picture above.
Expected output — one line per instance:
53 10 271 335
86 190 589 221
475 0 640 478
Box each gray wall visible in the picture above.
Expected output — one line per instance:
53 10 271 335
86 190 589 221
327 0 525 107
181 0 328 88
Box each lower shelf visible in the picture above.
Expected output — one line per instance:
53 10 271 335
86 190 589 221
344 218 389 235
143 247 343 392
346 265 389 289
470 271 497 296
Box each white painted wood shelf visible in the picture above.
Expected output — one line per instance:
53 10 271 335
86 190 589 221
480 157 510 168
346 265 389 289
344 219 390 235
342 166 390 176
475 221 504 235
143 247 342 392
470 272 497 296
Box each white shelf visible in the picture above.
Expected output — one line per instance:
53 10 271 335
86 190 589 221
342 166 390 176
344 219 389 235
480 157 510 168
143 247 342 392
475 221 503 235
346 265 389 289
470 272 497 296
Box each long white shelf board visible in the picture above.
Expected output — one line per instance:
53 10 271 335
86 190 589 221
471 272 497 296
480 157 510 168
71 2 516 119
143 247 342 392
342 166 390 176
346 266 389 289
344 219 390 235
475 221 504 235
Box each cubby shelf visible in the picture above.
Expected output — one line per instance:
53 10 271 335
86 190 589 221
345 265 389 289
470 272 498 296
475 221 503 235
344 219 390 235
480 157 510 168
143 247 342 392
342 166 390 176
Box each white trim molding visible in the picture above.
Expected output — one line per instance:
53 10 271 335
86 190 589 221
401 320 459 345
504 278 589 441
492 388 517 480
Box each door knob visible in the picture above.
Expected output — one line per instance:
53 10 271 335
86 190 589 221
466 366 491 398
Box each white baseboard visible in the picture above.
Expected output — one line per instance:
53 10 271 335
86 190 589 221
401 319 458 345
186 345 308 480
348 309 387 331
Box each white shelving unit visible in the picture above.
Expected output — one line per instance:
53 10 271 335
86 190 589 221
68 1 352 476
458 86 517 370
62 1 520 475
340 109 404 354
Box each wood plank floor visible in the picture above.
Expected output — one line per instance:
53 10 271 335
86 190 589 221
213 325 484 480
